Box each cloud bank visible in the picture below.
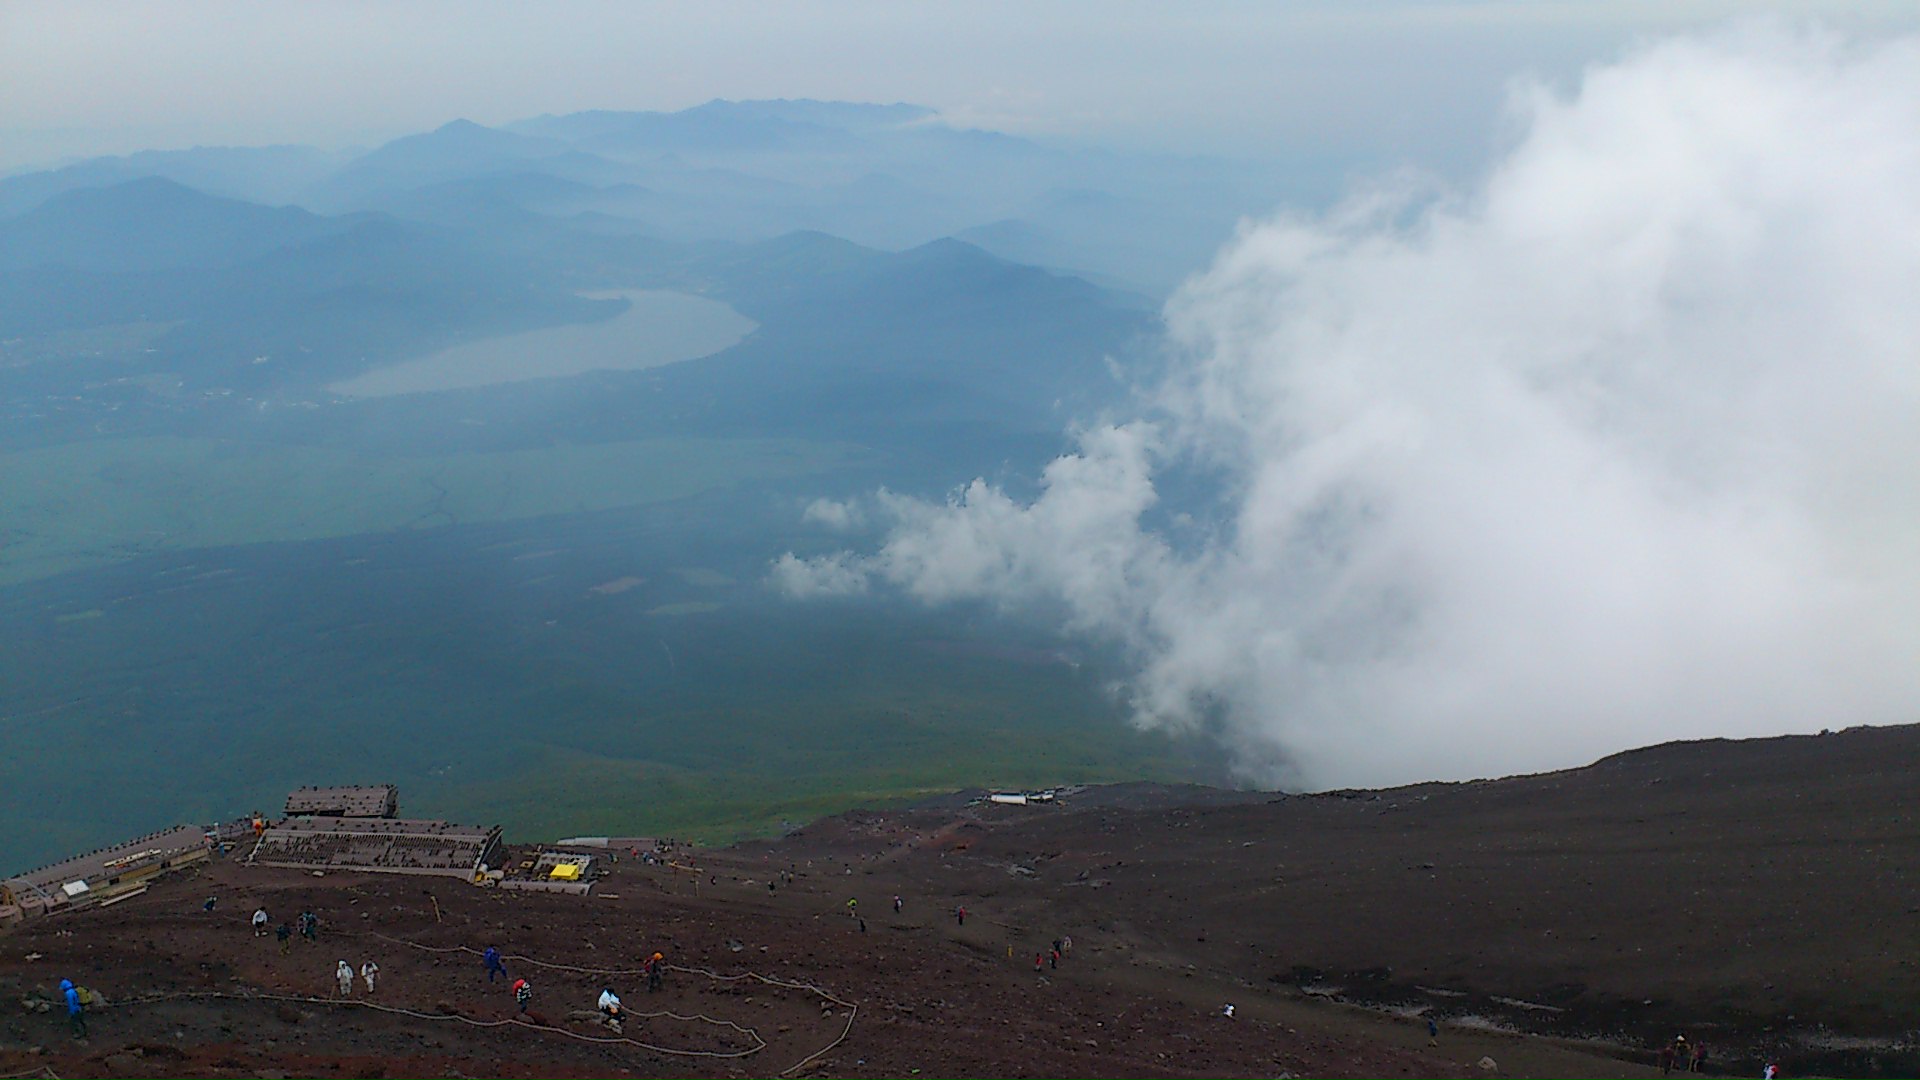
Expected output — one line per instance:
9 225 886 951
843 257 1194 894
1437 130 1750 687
775 26 1920 789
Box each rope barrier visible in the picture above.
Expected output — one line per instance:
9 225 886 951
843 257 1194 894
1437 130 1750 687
357 930 858 1074
99 988 763 1060
27 886 862 1072
666 964 858 1076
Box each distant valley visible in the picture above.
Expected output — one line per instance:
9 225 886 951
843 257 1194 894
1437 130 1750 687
0 100 1264 871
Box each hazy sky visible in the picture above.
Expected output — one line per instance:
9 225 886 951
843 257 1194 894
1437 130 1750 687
5 2 1917 173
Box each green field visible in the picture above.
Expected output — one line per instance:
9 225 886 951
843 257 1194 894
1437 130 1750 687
0 426 1211 876
0 434 864 584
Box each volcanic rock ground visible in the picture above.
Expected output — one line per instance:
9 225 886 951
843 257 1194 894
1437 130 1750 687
3 724 1917 1078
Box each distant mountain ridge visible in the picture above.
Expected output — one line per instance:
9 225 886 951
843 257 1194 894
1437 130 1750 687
0 98 1329 295
0 177 355 272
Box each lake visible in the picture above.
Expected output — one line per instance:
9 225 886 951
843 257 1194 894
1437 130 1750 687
328 290 756 398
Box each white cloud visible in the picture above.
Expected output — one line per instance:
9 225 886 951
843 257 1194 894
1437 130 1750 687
800 497 868 533
769 551 871 598
776 25 1920 789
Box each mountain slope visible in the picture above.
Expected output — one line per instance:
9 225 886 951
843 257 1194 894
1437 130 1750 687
0 177 351 272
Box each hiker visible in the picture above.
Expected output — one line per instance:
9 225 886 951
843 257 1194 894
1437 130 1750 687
298 910 318 942
203 896 218 912
361 960 379 993
483 946 508 983
336 960 354 997
893 894 902 914
252 908 269 936
846 897 858 917
1049 947 1059 969
1034 952 1044 973
956 906 966 927
1763 1063 1777 1079
1223 1003 1235 1018
60 978 85 1039
276 922 292 953
1428 1016 1439 1046
1060 934 1071 954
598 987 624 1022
1673 1036 1689 1073
1690 1043 1707 1073
513 978 533 1013
646 952 664 992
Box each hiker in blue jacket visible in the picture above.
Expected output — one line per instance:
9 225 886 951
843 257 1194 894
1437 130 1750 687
60 979 85 1039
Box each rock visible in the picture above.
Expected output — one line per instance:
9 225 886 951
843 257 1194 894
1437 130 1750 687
1478 1056 1499 1072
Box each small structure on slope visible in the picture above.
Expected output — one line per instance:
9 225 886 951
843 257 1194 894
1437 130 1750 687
249 816 502 879
1 826 211 923
284 784 399 819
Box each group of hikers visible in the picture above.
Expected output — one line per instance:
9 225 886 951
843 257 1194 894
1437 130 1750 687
334 959 379 995
235 903 323 952
1032 936 1071 972
1658 1034 1708 1075
483 943 668 1027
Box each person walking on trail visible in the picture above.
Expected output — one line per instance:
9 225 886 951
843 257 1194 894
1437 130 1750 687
1049 947 1060 970
1034 952 1044 973
276 922 292 953
298 910 318 942
893 894 902 914
252 908 269 936
1666 1030 1697 1068
335 960 354 997
1763 1063 1778 1079
598 987 624 1022
60 978 85 1040
361 960 379 993
1427 1016 1439 1047
646 952 665 992
955 906 966 927
513 978 533 1014
202 895 217 912
483 946 508 983
846 897 858 917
